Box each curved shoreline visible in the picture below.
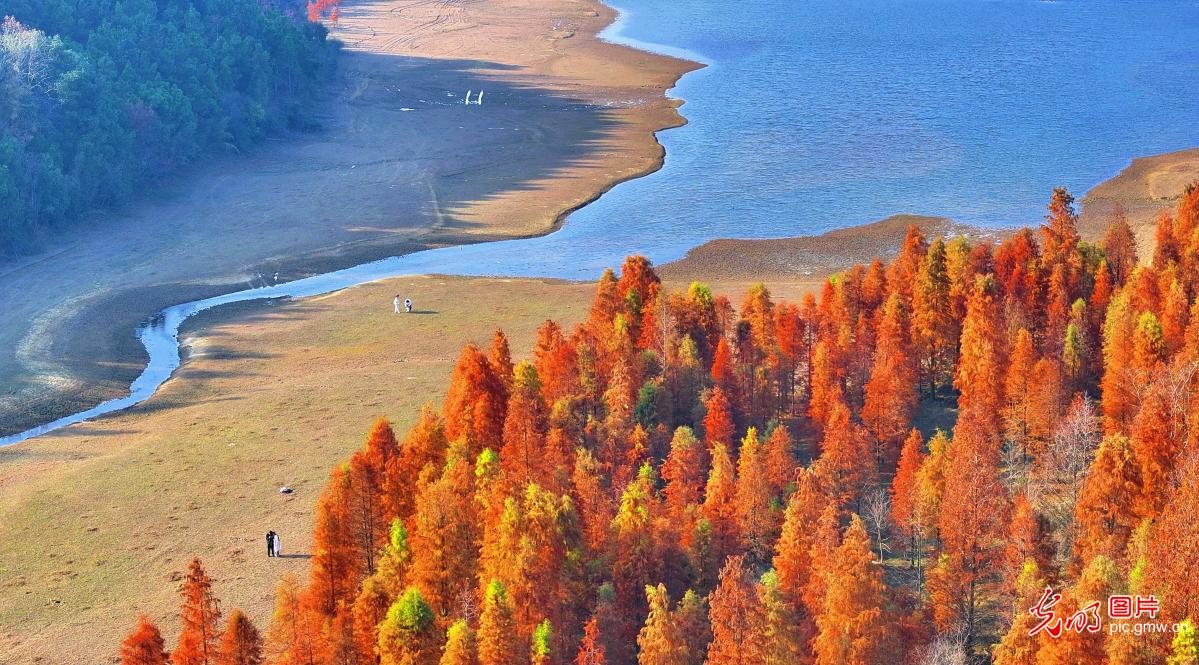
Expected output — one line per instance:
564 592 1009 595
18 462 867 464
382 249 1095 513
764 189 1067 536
0 0 704 446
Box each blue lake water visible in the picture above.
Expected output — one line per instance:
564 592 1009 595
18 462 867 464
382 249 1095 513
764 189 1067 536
5 0 1199 444
359 0 1199 278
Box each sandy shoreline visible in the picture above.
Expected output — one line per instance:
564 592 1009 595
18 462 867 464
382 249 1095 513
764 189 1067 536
0 0 699 437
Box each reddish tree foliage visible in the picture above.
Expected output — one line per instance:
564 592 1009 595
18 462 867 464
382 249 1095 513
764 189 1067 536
700 387 735 451
125 196 1199 665
813 516 895 665
407 444 479 622
173 558 222 665
955 274 1006 431
763 423 798 496
706 555 766 665
215 610 263 665
575 616 607 665
499 362 550 487
1073 433 1144 566
928 414 1009 649
890 428 925 566
121 616 170 665
385 406 447 522
309 465 359 617
733 427 778 562
1102 205 1138 285
307 0 340 23
443 344 507 457
862 290 917 468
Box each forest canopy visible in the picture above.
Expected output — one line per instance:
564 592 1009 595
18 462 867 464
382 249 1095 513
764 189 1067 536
124 187 1199 663
0 0 336 256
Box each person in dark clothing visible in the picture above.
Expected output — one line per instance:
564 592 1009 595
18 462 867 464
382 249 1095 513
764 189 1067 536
266 530 276 557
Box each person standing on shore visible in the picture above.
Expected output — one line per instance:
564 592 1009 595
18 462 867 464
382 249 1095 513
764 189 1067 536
273 532 282 557
266 531 275 557
393 294 402 314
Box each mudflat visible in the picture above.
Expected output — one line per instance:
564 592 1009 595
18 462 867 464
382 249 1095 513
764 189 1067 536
0 0 697 437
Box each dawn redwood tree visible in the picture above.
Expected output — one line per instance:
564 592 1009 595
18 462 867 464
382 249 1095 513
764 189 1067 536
955 274 1006 432
813 516 894 665
1131 382 1183 517
1003 328 1039 463
1160 280 1191 356
806 339 845 430
588 269 623 348
757 570 804 665
701 388 735 452
477 580 521 665
1072 433 1143 566
1146 452 1199 625
215 610 263 665
734 427 778 562
1002 494 1054 598
804 503 843 633
385 405 448 523
701 443 739 565
121 615 170 665
911 237 956 395
812 400 871 509
575 616 607 665
500 361 550 488
1035 556 1118 665
310 464 359 617
1102 205 1138 286
637 584 682 665
479 485 576 640
489 329 514 402
349 416 399 576
353 521 410 660
706 555 766 665
994 228 1040 330
612 465 667 649
928 414 1009 650
763 424 797 497
266 574 328 665
890 429 925 568
377 588 440 665
887 225 929 305
443 344 507 457
643 587 710 665
439 620 478 665
407 442 479 621
991 560 1048 665
914 429 951 546
533 320 580 406
662 426 706 523
1040 188 1083 298
173 558 222 665
862 290 917 469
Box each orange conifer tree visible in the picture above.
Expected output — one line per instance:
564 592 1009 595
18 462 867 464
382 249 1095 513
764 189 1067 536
813 515 895 665
173 558 222 665
477 580 521 665
862 290 918 468
121 616 170 665
891 428 925 567
215 610 263 665
443 344 507 456
734 427 777 562
706 555 766 665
